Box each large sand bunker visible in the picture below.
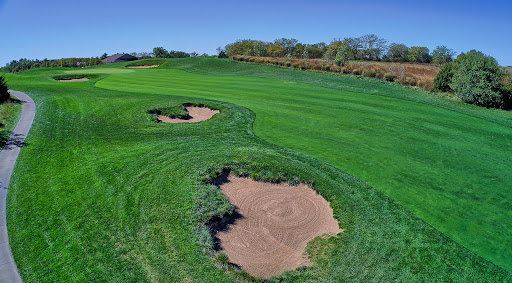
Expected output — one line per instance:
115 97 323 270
57 77 89 82
157 106 219 123
126 65 159 69
214 175 343 278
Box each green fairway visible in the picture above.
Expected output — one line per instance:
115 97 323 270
3 59 512 281
96 58 512 272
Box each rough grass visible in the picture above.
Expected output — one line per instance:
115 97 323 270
125 59 167 67
3 61 511 281
0 95 22 146
52 74 104 81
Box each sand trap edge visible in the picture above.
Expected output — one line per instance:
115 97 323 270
209 173 343 278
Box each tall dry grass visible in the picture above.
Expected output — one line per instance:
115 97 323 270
232 55 439 91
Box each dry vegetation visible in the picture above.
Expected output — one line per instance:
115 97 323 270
232 55 439 91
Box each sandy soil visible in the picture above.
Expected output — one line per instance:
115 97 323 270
57 78 89 82
126 65 159 69
215 175 343 278
157 106 219 123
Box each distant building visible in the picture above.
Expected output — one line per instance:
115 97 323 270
102 53 138 64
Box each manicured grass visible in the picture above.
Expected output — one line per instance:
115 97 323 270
0 95 22 147
96 58 512 272
3 60 511 281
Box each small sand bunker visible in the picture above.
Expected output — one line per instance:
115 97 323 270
215 175 343 278
158 106 219 123
126 65 159 69
58 77 89 82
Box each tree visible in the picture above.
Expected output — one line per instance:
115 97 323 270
334 44 349 66
431 45 456 65
100 53 108 60
387 43 409 62
273 38 298 56
450 50 505 108
408 46 431 63
216 47 228 58
0 76 9 103
433 62 456 92
153 47 169 58
359 34 387 60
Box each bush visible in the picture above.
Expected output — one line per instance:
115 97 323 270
384 74 397 82
363 71 376 78
0 76 9 103
433 62 455 92
341 68 351 74
352 69 362 75
450 50 505 108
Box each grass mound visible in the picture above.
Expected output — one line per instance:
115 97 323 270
125 59 167 68
52 74 103 81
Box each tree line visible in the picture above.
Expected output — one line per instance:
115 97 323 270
223 35 456 65
1 48 210 73
1 57 104 73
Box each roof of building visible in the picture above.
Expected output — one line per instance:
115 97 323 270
101 53 138 63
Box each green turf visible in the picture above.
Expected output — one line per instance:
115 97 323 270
3 60 511 281
95 58 512 272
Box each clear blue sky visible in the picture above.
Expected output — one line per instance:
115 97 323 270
1 0 511 66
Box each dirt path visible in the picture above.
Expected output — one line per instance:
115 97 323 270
215 175 343 278
0 90 35 282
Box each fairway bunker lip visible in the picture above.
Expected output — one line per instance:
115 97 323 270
210 173 343 278
126 65 159 69
154 105 219 123
56 77 89 82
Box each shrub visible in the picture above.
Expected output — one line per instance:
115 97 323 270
0 76 9 103
363 71 376 78
433 62 455 92
311 63 323 71
375 72 384 79
384 74 397 82
352 69 362 76
403 76 417 86
450 50 505 108
341 68 351 74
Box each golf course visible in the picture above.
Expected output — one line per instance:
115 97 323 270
3 58 512 281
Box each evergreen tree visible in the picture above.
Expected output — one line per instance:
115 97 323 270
0 76 9 103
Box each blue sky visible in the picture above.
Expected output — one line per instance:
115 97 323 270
1 0 511 66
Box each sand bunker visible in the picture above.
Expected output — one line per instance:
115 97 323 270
157 106 219 123
126 65 159 69
214 175 343 278
57 77 89 82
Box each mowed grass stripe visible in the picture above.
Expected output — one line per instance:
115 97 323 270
96 61 512 271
